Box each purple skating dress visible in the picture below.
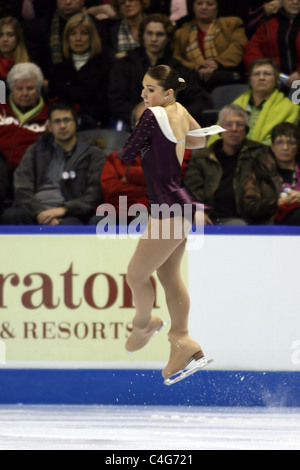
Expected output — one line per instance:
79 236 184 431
122 107 204 219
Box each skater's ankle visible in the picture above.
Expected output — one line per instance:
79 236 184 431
168 330 189 341
132 318 152 331
132 315 162 333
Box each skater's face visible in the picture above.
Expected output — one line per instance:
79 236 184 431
141 74 173 108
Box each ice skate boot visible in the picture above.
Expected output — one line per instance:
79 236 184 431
162 335 212 386
126 315 167 353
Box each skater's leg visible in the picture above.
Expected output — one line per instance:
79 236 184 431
156 239 189 338
126 217 188 329
126 217 188 350
156 240 204 380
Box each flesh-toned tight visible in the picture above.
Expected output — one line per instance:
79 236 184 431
126 216 191 339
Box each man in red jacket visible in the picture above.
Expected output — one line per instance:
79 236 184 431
243 0 300 88
0 63 48 174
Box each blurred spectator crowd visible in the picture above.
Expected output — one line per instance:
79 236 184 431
0 0 300 226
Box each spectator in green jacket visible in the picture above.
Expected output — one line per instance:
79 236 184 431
208 58 299 147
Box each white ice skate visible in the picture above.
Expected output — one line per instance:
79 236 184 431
164 357 214 386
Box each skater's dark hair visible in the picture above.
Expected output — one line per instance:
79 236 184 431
147 65 187 97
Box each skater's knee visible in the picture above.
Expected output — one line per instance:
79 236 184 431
156 268 168 288
126 263 147 290
157 266 178 290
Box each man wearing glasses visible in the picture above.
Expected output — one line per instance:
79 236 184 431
184 103 281 225
1 101 105 225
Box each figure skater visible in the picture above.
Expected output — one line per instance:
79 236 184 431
122 65 217 385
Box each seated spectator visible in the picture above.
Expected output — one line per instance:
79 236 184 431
0 101 105 225
0 16 29 81
173 0 248 90
271 122 300 225
105 0 150 60
108 13 211 127
97 104 148 224
26 0 109 78
244 0 300 88
184 104 280 225
49 13 110 127
0 149 9 214
244 1 280 37
50 0 93 65
208 58 299 147
217 1 280 37
0 63 48 174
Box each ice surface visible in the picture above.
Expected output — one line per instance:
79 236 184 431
0 405 299 450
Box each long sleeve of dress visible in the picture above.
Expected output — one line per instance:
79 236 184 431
122 109 155 163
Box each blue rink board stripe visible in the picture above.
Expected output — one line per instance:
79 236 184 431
0 370 299 407
0 226 300 236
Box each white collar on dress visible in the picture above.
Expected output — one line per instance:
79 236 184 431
148 106 183 143
148 106 226 141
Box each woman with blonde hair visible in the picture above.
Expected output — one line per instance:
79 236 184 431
62 12 102 59
0 16 29 80
49 13 110 128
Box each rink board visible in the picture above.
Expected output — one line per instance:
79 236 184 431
0 226 299 406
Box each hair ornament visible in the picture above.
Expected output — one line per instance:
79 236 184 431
178 78 185 83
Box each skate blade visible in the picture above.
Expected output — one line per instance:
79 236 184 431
154 320 170 336
164 357 214 386
126 321 170 354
